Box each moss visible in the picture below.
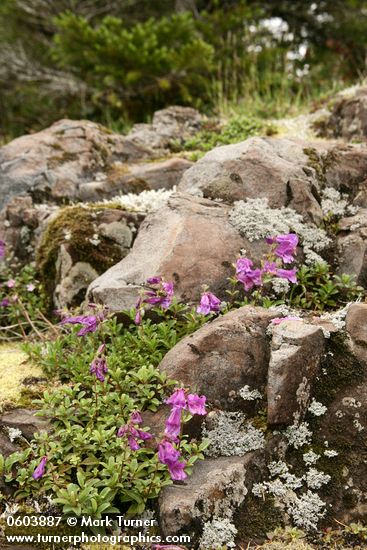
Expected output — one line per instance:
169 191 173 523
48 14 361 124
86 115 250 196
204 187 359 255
0 344 43 411
234 494 284 543
312 332 364 406
106 163 148 194
36 205 127 301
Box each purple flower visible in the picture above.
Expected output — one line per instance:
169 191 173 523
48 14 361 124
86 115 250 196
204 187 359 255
276 268 298 283
6 279 16 288
187 394 207 415
196 292 221 315
167 459 187 481
158 440 181 466
90 357 108 382
268 233 298 264
144 279 174 309
61 313 103 336
0 240 5 258
127 435 140 451
26 283 36 292
146 276 162 285
236 257 254 274
0 298 10 307
117 414 152 451
235 257 263 291
262 261 278 275
271 316 302 325
166 389 187 409
32 457 47 480
130 411 143 425
164 407 183 440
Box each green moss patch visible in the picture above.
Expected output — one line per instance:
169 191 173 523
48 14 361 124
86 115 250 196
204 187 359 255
36 205 128 299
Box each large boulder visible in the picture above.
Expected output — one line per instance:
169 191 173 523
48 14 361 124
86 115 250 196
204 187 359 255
158 306 274 410
87 193 249 311
178 137 367 221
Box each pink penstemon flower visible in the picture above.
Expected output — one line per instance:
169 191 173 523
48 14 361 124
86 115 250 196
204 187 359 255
32 456 47 480
196 291 221 315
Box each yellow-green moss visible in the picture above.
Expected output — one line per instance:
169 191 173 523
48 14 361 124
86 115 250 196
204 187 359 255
0 344 43 411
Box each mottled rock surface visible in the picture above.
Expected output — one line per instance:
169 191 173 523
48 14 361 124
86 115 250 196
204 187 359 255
159 306 273 410
88 193 248 311
267 321 325 425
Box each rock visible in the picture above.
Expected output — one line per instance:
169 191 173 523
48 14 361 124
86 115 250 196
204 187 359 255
345 303 367 364
336 210 367 287
267 321 325 425
0 119 128 209
78 157 192 202
158 454 252 538
316 85 367 141
158 306 273 410
0 431 20 457
0 108 200 210
36 204 144 307
179 137 324 222
88 193 248 312
125 106 202 155
179 137 367 222
0 409 50 440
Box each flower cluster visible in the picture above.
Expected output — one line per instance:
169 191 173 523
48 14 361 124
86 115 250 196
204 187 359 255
157 388 207 481
117 411 152 451
89 343 108 382
235 233 298 294
196 291 221 315
135 277 174 324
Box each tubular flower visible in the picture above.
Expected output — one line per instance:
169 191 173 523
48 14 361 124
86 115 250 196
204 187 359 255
187 394 207 415
164 407 183 440
134 277 174 324
267 233 298 264
61 311 105 336
166 389 187 408
32 457 47 480
196 292 221 315
158 440 187 481
276 267 298 283
235 257 263 291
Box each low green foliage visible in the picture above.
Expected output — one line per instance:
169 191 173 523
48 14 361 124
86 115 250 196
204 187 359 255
177 115 276 154
1 304 207 516
287 264 363 311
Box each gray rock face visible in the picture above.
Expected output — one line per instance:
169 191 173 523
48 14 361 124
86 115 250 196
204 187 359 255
267 321 325 425
346 303 367 365
158 306 273 410
158 454 252 538
87 193 247 311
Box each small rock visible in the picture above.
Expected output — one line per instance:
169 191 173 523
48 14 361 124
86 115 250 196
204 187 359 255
158 455 251 538
0 409 50 440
